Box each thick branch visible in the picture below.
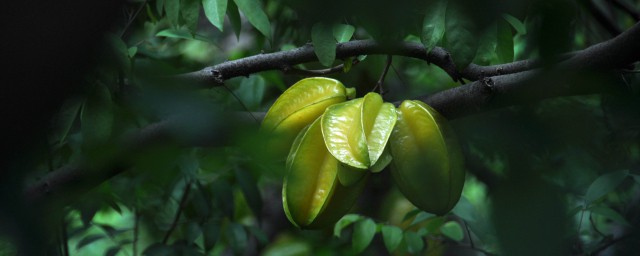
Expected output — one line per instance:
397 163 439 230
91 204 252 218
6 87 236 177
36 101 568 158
25 22 640 204
176 40 546 86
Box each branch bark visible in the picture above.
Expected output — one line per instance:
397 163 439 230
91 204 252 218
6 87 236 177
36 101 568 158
24 22 640 205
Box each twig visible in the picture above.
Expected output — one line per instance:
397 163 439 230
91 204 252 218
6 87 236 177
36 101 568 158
24 22 640 204
222 85 259 124
464 220 475 248
373 55 392 94
133 207 140 256
61 216 69 256
589 233 634 255
285 58 360 76
589 212 608 238
607 0 640 21
120 0 149 38
162 180 192 245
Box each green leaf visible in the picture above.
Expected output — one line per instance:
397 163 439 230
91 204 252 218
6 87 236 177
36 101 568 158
233 75 266 110
81 83 114 147
185 222 201 244
590 206 630 226
156 0 165 15
247 225 268 245
212 179 235 217
496 19 514 63
352 218 377 254
402 209 421 222
334 214 362 238
343 57 353 73
76 234 105 250
502 14 526 35
444 5 478 69
404 231 424 254
105 246 121 256
333 24 355 43
127 46 137 58
156 28 213 42
181 0 200 32
451 196 476 222
165 0 180 27
421 0 447 53
381 225 403 253
226 223 248 254
630 174 640 185
50 97 82 145
226 0 242 39
233 0 271 39
312 22 337 67
440 221 464 241
143 243 175 256
585 170 629 204
234 167 263 217
410 211 436 226
203 221 220 251
203 0 228 31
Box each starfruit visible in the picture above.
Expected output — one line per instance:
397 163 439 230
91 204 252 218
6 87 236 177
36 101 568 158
261 77 356 159
389 100 465 216
283 116 368 229
321 92 396 185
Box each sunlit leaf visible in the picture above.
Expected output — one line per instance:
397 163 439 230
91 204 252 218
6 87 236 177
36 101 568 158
590 206 630 226
312 22 336 67
381 225 403 252
421 0 447 53
585 170 629 204
352 218 376 254
233 0 271 39
334 214 362 237
333 24 355 43
203 0 228 31
440 221 464 241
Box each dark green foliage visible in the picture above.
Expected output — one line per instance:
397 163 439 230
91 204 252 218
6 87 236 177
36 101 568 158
3 0 640 255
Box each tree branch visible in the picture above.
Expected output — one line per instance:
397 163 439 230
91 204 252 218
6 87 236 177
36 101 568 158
24 22 640 206
175 40 553 86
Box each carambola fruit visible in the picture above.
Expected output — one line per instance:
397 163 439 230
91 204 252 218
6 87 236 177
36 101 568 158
389 100 465 215
261 77 356 158
282 116 368 229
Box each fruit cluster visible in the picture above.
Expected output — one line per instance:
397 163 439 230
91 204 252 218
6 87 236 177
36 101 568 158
261 77 465 229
